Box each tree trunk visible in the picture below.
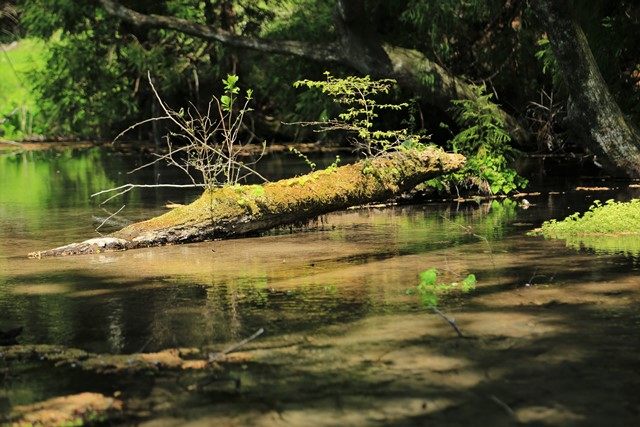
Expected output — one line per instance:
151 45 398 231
29 149 464 258
533 0 640 177
97 0 528 143
382 45 529 144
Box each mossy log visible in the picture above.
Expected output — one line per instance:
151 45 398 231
29 149 464 258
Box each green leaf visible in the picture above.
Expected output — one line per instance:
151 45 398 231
221 95 231 111
420 291 439 307
223 74 239 90
419 268 438 286
461 274 477 292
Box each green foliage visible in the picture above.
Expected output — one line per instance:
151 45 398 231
533 198 640 256
409 268 476 308
0 39 47 138
400 0 495 65
537 199 640 238
289 146 341 174
293 72 425 157
248 0 336 124
326 155 341 171
32 32 141 137
221 74 243 111
429 85 527 195
13 0 640 142
535 36 554 76
18 0 247 137
535 35 562 88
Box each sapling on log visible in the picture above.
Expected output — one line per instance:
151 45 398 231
29 148 464 258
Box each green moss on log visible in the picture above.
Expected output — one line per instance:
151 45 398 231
29 148 464 257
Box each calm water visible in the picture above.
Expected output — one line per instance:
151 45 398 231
1 146 640 425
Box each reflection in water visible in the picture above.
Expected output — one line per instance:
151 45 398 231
2 147 640 424
552 233 640 256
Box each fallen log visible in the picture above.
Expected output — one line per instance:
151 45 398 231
29 148 464 258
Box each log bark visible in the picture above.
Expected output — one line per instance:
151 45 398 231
29 149 464 258
532 0 640 177
97 0 528 143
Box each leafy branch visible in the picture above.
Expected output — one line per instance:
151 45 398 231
291 72 427 157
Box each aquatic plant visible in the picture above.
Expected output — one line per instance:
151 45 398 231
408 268 476 337
289 146 317 171
537 199 640 237
411 268 477 308
533 199 640 255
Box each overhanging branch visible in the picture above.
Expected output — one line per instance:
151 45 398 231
98 0 529 143
99 0 345 64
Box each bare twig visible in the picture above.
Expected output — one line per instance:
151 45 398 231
208 328 265 362
432 307 464 338
489 394 515 417
524 268 556 287
91 183 205 205
103 72 268 202
95 205 126 234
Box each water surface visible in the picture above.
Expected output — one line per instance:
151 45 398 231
1 146 640 425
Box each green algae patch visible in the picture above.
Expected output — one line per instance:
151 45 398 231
532 199 640 255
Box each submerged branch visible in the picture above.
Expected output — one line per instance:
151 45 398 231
209 328 264 362
432 307 465 338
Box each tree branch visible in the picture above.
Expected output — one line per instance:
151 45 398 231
98 0 529 143
98 0 345 64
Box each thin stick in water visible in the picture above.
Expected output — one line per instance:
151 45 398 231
208 327 264 362
432 307 464 338
489 394 515 417
95 204 125 234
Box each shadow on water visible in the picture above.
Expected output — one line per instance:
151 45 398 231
127 246 639 426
